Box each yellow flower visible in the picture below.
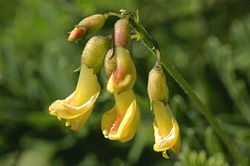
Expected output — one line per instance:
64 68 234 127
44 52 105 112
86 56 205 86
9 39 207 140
49 64 100 131
101 90 140 142
147 65 181 158
107 46 136 94
152 101 180 159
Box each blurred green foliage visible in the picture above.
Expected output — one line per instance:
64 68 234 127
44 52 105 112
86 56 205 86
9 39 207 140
0 0 250 166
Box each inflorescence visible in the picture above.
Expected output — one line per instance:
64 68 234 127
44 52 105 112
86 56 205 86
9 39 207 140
48 10 180 159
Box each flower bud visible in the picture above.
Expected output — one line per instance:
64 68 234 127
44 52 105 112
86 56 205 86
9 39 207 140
104 49 116 78
81 35 111 73
68 14 108 41
147 66 169 103
68 27 87 42
114 18 131 50
107 46 136 94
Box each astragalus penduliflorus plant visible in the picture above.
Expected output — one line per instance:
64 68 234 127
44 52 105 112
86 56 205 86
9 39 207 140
48 10 247 164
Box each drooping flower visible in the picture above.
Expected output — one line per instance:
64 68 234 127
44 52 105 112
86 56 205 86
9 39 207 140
49 64 100 131
148 65 181 158
49 35 110 130
152 101 180 158
101 89 140 142
102 18 140 142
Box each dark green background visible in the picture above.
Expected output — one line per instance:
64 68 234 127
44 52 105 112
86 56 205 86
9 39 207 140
0 0 250 165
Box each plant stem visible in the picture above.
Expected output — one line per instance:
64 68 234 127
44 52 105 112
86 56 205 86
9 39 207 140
107 12 123 18
129 14 247 166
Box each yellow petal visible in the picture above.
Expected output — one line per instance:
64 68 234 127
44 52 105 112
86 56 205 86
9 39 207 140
49 91 99 119
162 151 170 159
152 101 180 157
108 101 140 142
101 90 140 142
115 89 135 111
160 124 180 159
48 64 100 119
106 46 136 94
107 73 132 93
153 101 173 137
72 64 100 105
153 119 179 152
171 131 181 154
101 106 116 137
118 102 140 142
65 107 93 131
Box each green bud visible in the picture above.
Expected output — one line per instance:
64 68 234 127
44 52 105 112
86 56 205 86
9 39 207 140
68 14 108 41
81 35 111 73
147 66 169 103
114 18 131 50
104 49 116 78
107 46 136 94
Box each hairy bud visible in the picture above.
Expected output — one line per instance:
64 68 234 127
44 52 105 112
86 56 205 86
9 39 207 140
81 35 111 73
104 49 116 78
147 66 169 103
114 18 131 50
68 14 108 41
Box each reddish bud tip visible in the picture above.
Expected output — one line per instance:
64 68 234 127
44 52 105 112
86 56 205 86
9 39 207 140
68 27 86 42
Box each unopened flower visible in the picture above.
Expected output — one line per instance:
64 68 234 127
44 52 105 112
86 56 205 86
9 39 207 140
107 46 136 94
81 35 111 73
101 90 140 142
68 14 108 41
148 66 180 158
114 18 131 50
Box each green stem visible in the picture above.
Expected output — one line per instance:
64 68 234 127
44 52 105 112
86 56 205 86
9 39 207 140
107 12 124 18
129 14 247 166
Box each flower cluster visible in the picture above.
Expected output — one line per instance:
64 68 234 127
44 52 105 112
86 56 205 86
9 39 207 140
48 11 180 158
